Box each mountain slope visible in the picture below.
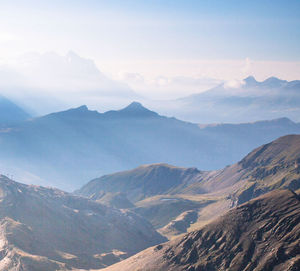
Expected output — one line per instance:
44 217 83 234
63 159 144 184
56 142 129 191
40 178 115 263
0 95 30 126
103 189 300 271
0 175 166 271
1 102 300 190
185 134 300 203
78 134 300 240
77 163 204 202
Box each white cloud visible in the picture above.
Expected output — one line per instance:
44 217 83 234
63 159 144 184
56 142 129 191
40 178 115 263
241 57 252 74
0 31 19 43
117 72 223 99
224 79 246 89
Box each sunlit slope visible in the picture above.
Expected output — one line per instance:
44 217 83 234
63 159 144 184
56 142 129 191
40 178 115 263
0 175 166 271
103 190 300 271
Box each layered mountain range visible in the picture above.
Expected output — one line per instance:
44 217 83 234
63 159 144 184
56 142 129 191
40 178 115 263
0 100 299 190
168 76 300 123
78 134 300 239
0 134 299 270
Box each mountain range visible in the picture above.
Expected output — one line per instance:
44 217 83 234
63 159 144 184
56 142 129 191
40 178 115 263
156 76 300 123
0 134 299 270
78 134 300 239
0 101 300 190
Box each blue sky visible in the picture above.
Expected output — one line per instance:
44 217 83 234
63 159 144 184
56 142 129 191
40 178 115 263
0 0 299 98
1 0 299 60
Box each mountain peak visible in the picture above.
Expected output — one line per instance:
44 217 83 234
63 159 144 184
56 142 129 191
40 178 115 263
108 101 158 118
123 102 148 112
74 105 89 111
262 76 287 87
244 75 257 85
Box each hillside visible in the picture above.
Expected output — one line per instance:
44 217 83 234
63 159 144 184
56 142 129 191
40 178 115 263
103 189 300 271
0 175 166 270
185 134 300 203
0 102 300 190
77 163 204 202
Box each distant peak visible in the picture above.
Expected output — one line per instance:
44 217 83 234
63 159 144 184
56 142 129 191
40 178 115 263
75 105 88 111
244 76 257 84
105 101 158 118
263 76 286 84
124 101 146 111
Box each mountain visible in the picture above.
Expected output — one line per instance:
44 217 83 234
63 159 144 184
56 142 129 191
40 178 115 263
0 102 300 190
77 163 203 202
0 175 166 271
94 192 135 209
169 76 300 123
102 189 300 271
0 95 30 126
79 134 300 204
184 134 300 203
78 134 300 239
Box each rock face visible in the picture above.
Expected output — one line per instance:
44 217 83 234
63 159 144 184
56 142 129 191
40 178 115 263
103 189 300 271
0 175 166 271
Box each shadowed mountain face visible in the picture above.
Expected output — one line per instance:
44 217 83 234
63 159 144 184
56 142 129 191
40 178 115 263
0 95 30 126
102 190 300 271
174 76 300 123
0 102 300 190
0 175 166 271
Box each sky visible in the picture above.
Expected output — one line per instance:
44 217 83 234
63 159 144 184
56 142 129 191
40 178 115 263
0 0 299 102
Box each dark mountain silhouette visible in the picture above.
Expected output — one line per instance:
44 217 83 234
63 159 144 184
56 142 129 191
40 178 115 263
0 102 300 190
0 175 166 270
103 189 300 271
